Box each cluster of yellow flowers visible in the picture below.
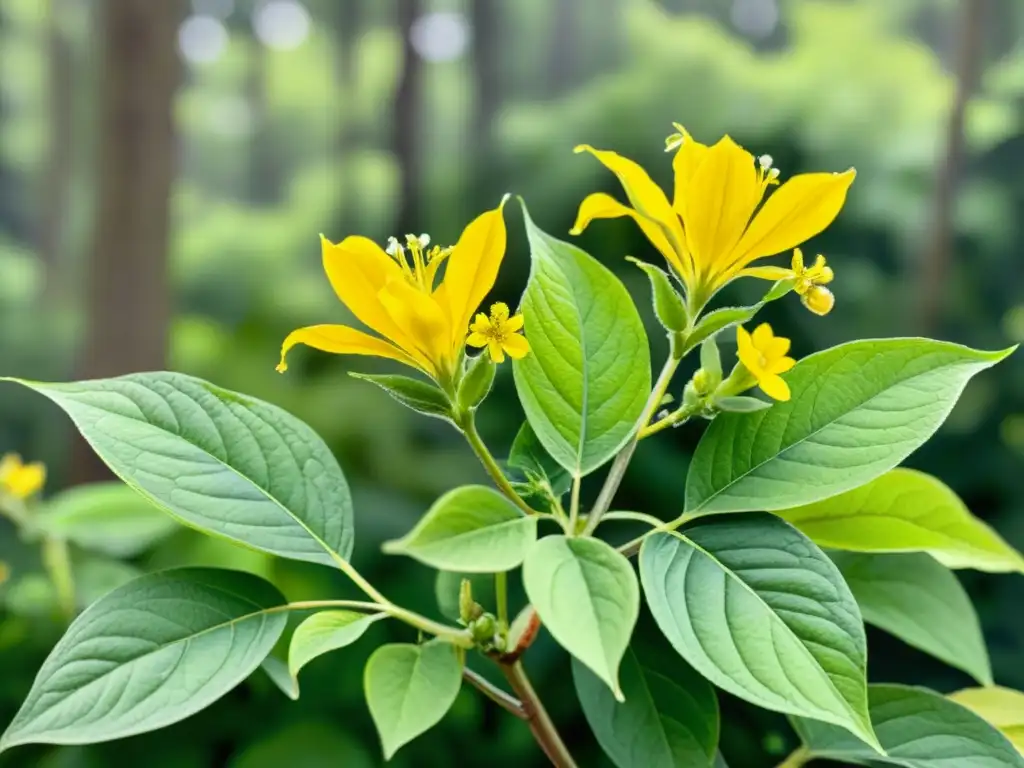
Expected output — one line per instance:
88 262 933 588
278 125 854 404
0 453 45 500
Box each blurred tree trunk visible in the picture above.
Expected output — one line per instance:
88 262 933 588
39 0 75 302
470 0 500 202
332 0 360 231
72 0 183 484
547 0 576 97
917 0 986 333
245 35 282 205
394 0 422 233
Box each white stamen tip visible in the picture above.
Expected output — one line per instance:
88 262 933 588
385 237 401 256
758 154 773 170
768 167 780 180
418 233 431 247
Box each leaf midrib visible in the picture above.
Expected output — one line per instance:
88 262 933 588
691 356 984 512
43 383 344 565
666 531 873 740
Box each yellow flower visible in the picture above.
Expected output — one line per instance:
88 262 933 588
0 453 46 500
467 302 529 363
277 200 510 385
792 249 835 316
736 324 796 402
571 125 855 309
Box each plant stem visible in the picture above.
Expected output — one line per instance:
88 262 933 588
42 536 75 621
502 661 578 767
638 403 698 439
567 475 581 534
599 510 665 528
464 667 525 718
495 571 509 627
583 353 680 535
775 746 812 768
461 414 536 516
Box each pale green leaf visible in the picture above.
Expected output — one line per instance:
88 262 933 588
349 372 453 422
364 640 463 759
627 257 688 332
794 684 1024 767
831 552 991 685
640 515 877 748
686 339 1012 515
949 687 1024 756
680 305 758 356
289 610 384 680
36 482 179 558
383 486 536 572
513 204 651 477
779 469 1024 574
261 656 300 700
573 646 719 768
523 536 639 700
0 568 287 751
5 373 354 567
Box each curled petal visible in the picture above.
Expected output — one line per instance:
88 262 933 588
735 265 794 281
444 199 508 345
277 324 423 374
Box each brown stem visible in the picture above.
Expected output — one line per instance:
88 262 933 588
502 662 577 768
463 667 525 719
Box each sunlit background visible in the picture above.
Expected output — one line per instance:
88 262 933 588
1 0 1023 765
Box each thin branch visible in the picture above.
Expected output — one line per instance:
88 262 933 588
463 667 525 719
502 662 578 767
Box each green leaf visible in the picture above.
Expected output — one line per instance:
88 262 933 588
639 515 877 748
513 203 651 477
455 354 496 412
364 640 463 759
35 482 178 558
681 305 757 356
778 469 1024 574
714 395 771 413
261 656 300 701
686 339 1012 515
0 568 287 751
794 684 1024 767
6 373 354 567
573 646 719 768
508 421 571 496
627 257 688 332
383 486 536 572
830 552 992 685
949 687 1024 756
349 372 453 422
434 571 496 623
289 610 384 680
523 536 639 700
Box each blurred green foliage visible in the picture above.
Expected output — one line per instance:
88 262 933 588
1 0 1023 765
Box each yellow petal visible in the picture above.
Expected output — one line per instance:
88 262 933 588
502 333 530 360
378 279 452 366
0 453 19 482
671 126 709 214
571 192 688 280
444 201 508 344
277 324 424 374
736 265 794 281
736 326 760 373
4 461 45 498
469 313 491 334
574 145 689 273
764 336 791 359
683 136 760 279
751 323 775 348
322 235 415 349
728 169 856 270
490 302 510 322
766 356 796 375
488 339 505 364
466 331 489 348
791 248 805 272
759 374 791 402
505 314 524 333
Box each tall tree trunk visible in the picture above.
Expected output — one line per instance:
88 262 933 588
470 0 500 204
39 0 76 303
332 0 360 232
394 0 422 234
72 0 183 483
917 0 986 333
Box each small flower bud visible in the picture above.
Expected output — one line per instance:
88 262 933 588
456 353 496 413
801 285 835 316
459 579 483 624
691 368 713 396
470 613 497 645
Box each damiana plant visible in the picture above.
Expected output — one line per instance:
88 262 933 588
2 128 1023 768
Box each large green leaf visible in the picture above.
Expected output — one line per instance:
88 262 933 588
794 684 1024 767
383 486 536 572
0 568 286 751
513 204 651 477
779 470 1024 574
573 647 719 768
950 687 1024 756
831 552 991 685
364 640 463 759
289 610 385 680
6 373 354 566
640 515 877 748
685 339 1011 515
35 481 178 558
523 536 638 699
